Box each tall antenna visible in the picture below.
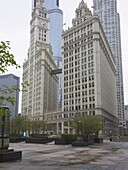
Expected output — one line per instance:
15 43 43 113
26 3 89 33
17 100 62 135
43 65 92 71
31 0 34 11
57 0 59 7
32 0 36 11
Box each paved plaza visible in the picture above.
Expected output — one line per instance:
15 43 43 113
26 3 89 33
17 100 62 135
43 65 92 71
0 141 128 170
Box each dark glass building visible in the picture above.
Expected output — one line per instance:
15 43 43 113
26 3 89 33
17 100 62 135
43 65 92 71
0 74 20 118
44 0 63 109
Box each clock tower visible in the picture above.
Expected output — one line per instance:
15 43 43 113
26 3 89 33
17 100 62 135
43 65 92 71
30 0 50 57
22 0 58 120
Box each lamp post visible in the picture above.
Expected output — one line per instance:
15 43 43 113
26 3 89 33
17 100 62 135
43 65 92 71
77 121 82 135
0 107 10 149
72 106 86 146
75 104 82 136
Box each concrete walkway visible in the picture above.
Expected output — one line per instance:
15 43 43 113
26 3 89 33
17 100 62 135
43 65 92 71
0 141 128 170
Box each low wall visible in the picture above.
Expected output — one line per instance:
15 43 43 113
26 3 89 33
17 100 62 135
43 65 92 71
25 138 54 144
111 137 128 142
9 138 25 143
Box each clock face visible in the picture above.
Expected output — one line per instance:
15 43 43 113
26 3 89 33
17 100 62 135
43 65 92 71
40 21 46 27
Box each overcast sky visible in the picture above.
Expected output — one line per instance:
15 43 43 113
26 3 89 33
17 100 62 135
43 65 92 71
0 0 128 105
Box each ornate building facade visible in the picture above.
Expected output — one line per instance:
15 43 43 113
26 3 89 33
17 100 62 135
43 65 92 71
22 0 58 120
61 0 118 135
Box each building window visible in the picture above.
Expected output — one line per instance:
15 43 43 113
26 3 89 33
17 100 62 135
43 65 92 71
57 0 59 7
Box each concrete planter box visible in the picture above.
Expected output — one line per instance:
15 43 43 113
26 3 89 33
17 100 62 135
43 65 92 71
72 140 89 147
9 138 25 143
0 107 22 162
72 137 93 147
25 138 54 144
112 137 128 142
0 149 22 162
88 138 94 145
55 138 76 145
94 138 103 143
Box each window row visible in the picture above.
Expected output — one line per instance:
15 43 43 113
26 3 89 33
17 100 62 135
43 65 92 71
64 96 95 105
64 24 93 40
64 89 95 99
64 55 94 65
64 103 95 111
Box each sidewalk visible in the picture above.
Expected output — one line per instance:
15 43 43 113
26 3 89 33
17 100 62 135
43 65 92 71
0 142 128 170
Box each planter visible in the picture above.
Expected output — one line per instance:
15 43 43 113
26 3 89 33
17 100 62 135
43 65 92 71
72 137 93 147
9 138 25 143
88 138 94 145
0 149 22 162
55 138 76 145
94 138 103 143
112 137 128 142
72 140 89 147
0 107 22 162
25 138 54 144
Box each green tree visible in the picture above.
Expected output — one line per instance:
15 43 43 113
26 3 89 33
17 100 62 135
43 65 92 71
10 115 31 137
70 115 103 138
0 41 20 74
30 120 47 134
82 116 103 138
0 41 29 124
10 116 22 136
0 41 20 107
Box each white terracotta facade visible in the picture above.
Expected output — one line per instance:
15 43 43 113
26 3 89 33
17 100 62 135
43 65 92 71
61 1 118 135
22 0 58 120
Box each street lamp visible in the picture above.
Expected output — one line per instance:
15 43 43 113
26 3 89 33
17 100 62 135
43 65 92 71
77 121 82 135
75 104 82 135
0 107 10 149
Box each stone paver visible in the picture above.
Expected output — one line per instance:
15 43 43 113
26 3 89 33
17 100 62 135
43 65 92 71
0 142 128 169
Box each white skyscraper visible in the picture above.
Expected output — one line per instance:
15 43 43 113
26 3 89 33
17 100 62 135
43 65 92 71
62 0 118 135
22 0 58 120
93 0 126 135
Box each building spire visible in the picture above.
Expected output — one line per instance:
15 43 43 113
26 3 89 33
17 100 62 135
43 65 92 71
33 0 44 8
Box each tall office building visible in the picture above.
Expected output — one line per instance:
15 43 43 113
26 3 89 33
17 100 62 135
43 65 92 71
44 0 63 109
93 0 126 134
124 105 128 121
0 74 20 118
22 0 58 120
62 0 118 135
124 105 128 135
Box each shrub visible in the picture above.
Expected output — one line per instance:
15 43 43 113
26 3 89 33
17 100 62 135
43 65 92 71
29 134 48 138
9 133 22 138
61 134 77 140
